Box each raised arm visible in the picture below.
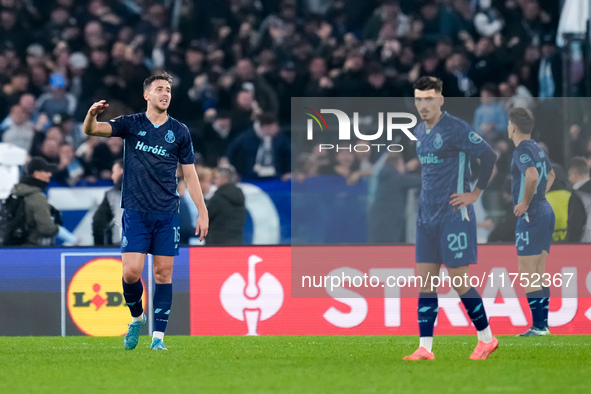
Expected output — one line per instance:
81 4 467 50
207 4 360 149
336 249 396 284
83 100 113 137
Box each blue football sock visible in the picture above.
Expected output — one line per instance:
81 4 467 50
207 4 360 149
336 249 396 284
541 286 550 328
460 287 489 331
418 292 438 337
153 283 172 333
526 289 545 330
122 278 143 318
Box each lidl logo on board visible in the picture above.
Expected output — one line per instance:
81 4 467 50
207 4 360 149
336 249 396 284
67 258 146 336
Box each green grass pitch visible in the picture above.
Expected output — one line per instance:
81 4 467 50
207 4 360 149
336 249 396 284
0 335 589 393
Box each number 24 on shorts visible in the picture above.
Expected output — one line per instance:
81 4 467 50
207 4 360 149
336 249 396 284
516 231 530 246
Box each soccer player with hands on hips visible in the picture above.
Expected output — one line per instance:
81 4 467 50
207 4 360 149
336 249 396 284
404 77 499 360
508 108 555 336
83 72 209 350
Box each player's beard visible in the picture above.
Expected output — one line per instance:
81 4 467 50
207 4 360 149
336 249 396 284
153 100 169 113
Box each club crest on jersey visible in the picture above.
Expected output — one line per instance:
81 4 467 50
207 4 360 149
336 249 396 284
469 131 483 144
433 133 443 149
165 130 175 143
520 154 531 163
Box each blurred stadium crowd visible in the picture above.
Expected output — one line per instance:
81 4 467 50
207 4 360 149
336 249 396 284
1 0 590 245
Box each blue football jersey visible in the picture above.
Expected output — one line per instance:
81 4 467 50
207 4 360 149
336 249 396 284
109 112 195 213
415 112 494 224
511 139 551 216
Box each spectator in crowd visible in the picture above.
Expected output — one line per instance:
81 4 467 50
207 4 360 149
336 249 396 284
1 93 39 128
39 137 60 165
532 34 562 97
567 124 589 158
487 177 517 243
1 104 35 151
36 73 77 119
319 149 359 180
272 60 303 126
55 113 84 149
473 83 508 142
230 89 258 135
90 136 123 179
92 159 124 246
219 58 278 114
347 141 375 185
546 164 571 242
474 0 504 38
443 51 477 97
53 143 86 186
293 144 332 183
566 157 591 243
206 165 247 246
68 52 89 102
498 74 534 111
8 157 60 246
197 111 238 168
227 112 290 180
303 57 333 97
368 152 421 243
0 70 29 119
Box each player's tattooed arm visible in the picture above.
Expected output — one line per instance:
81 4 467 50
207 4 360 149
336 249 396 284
83 100 113 137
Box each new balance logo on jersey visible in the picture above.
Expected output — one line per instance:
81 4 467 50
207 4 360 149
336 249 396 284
138 131 147 136
418 153 444 164
135 141 167 156
454 252 463 259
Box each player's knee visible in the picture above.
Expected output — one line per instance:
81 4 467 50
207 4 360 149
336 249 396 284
122 266 142 283
154 267 172 284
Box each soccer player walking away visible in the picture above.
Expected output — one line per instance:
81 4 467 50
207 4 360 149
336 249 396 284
404 77 498 360
82 72 209 350
508 108 555 336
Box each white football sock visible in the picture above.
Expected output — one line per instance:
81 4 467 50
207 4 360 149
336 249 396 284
153 331 164 340
132 314 144 323
419 337 433 353
477 326 493 343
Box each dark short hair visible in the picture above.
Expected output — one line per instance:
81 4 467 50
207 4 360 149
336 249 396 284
257 112 278 126
413 76 442 93
143 72 173 91
481 82 498 96
508 107 534 134
568 156 590 177
216 164 239 184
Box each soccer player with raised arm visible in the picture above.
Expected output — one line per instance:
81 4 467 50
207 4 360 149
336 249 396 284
404 77 499 360
508 108 555 336
82 72 209 350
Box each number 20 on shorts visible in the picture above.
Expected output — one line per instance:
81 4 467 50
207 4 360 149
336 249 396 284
447 232 468 251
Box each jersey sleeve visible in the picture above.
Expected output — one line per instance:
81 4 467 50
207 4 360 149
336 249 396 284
178 124 196 165
515 145 536 173
451 123 493 158
109 115 129 138
452 122 497 190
